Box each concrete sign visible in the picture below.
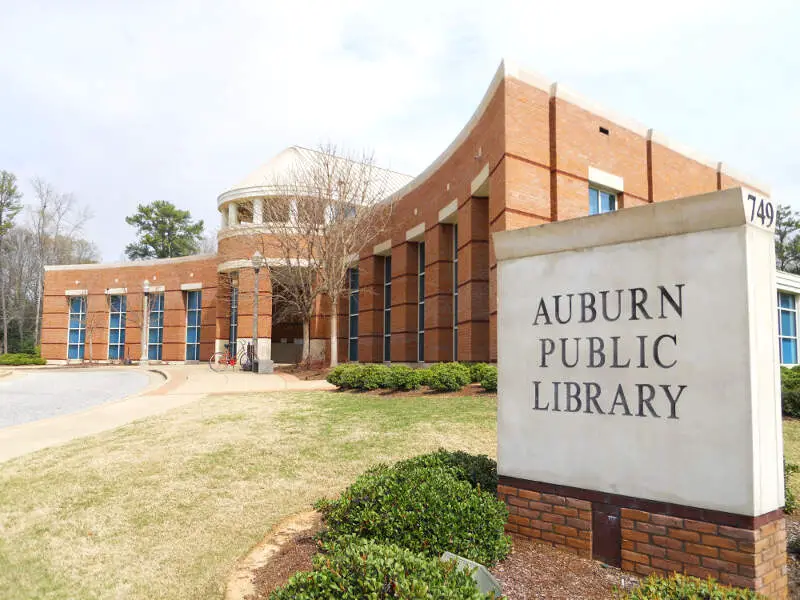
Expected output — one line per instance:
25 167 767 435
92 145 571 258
494 188 782 517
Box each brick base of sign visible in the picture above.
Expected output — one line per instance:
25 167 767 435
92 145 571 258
498 477 788 599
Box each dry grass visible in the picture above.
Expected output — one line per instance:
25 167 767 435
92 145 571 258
784 419 800 500
0 391 496 600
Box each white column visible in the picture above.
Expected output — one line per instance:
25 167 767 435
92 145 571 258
253 198 264 224
220 209 229 229
228 202 239 227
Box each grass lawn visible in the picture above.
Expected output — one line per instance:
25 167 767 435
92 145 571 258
784 418 800 498
0 391 496 600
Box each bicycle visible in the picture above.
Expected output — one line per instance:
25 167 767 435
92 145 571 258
209 340 251 373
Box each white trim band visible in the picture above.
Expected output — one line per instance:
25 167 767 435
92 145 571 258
65 289 88 297
104 287 128 295
180 282 203 291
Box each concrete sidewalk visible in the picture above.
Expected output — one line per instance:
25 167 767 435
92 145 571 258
0 364 333 463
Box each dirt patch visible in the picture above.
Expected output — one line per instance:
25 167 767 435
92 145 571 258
275 364 330 381
226 511 323 600
492 536 638 599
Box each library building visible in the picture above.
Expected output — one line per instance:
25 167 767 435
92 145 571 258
42 60 785 366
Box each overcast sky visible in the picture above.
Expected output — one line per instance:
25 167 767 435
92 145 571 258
1 0 798 261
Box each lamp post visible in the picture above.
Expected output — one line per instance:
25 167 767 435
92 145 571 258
251 251 265 373
141 279 150 365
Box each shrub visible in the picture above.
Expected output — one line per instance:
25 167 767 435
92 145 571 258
427 362 471 392
316 460 511 566
326 364 360 389
781 366 800 417
356 364 391 390
387 365 426 391
270 539 495 599
620 573 763 599
479 366 497 392
398 449 498 494
469 362 493 384
786 460 799 514
0 353 46 366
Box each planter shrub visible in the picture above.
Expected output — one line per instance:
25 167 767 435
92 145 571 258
270 539 495 599
356 364 391 390
781 366 800 417
469 362 493 384
479 366 497 392
427 362 471 392
316 460 511 566
0 353 46 366
399 450 498 494
621 573 762 599
387 365 426 391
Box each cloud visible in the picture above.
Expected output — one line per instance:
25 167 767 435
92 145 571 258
0 0 797 260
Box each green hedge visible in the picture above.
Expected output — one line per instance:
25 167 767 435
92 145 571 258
479 366 497 392
270 539 495 599
387 365 426 391
781 366 800 417
399 449 498 494
316 459 511 567
469 363 493 384
0 353 46 366
427 362 472 392
621 573 763 599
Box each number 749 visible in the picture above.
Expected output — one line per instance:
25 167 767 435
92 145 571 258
748 194 774 227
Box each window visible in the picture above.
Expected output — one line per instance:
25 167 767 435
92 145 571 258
229 280 239 346
148 293 165 361
108 295 126 360
348 267 359 362
383 256 392 362
453 225 459 361
779 292 798 365
589 187 616 215
186 290 201 361
67 296 87 360
417 242 425 362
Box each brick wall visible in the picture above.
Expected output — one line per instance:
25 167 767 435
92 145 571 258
499 478 787 599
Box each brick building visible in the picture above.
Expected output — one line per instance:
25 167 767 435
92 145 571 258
41 60 767 365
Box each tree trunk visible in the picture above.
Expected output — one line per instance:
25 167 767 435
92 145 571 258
302 319 310 365
0 269 7 354
329 299 338 367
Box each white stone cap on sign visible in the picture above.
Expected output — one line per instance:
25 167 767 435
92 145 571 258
180 282 202 291
588 167 624 193
494 187 773 262
104 287 127 295
65 289 88 296
406 222 425 242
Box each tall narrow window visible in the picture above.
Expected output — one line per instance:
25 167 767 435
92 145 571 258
67 296 87 360
383 256 392 362
186 290 201 361
589 187 617 215
348 267 359 362
453 225 459 361
229 279 239 346
417 242 425 362
108 295 126 360
779 292 798 365
148 293 165 361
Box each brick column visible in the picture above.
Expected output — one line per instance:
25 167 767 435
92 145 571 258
456 197 490 362
390 242 419 363
423 224 455 362
357 256 384 363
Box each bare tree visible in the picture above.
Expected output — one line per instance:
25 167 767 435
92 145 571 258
29 178 93 346
264 145 393 366
0 171 23 353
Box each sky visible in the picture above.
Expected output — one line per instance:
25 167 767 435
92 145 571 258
1 0 798 261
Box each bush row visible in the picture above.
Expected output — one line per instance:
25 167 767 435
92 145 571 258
620 573 762 599
327 362 497 393
270 451 508 598
0 353 46 366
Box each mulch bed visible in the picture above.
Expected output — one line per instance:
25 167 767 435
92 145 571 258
274 364 331 381
246 529 636 599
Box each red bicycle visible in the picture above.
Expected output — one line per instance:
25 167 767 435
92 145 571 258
208 341 250 372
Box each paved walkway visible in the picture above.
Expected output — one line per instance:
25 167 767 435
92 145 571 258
0 364 333 463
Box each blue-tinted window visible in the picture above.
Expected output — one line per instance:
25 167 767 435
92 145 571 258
779 292 798 365
348 267 359 362
108 295 126 360
589 187 617 216
186 290 201 361
67 296 86 360
229 284 239 346
148 293 164 361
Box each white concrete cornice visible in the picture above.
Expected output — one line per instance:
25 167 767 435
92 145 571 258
777 270 800 295
65 289 88 296
551 82 649 138
44 254 217 272
180 282 203 291
647 129 718 171
104 287 128 295
718 162 771 195
217 257 312 273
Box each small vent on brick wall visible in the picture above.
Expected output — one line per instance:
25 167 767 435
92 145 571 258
599 127 610 135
